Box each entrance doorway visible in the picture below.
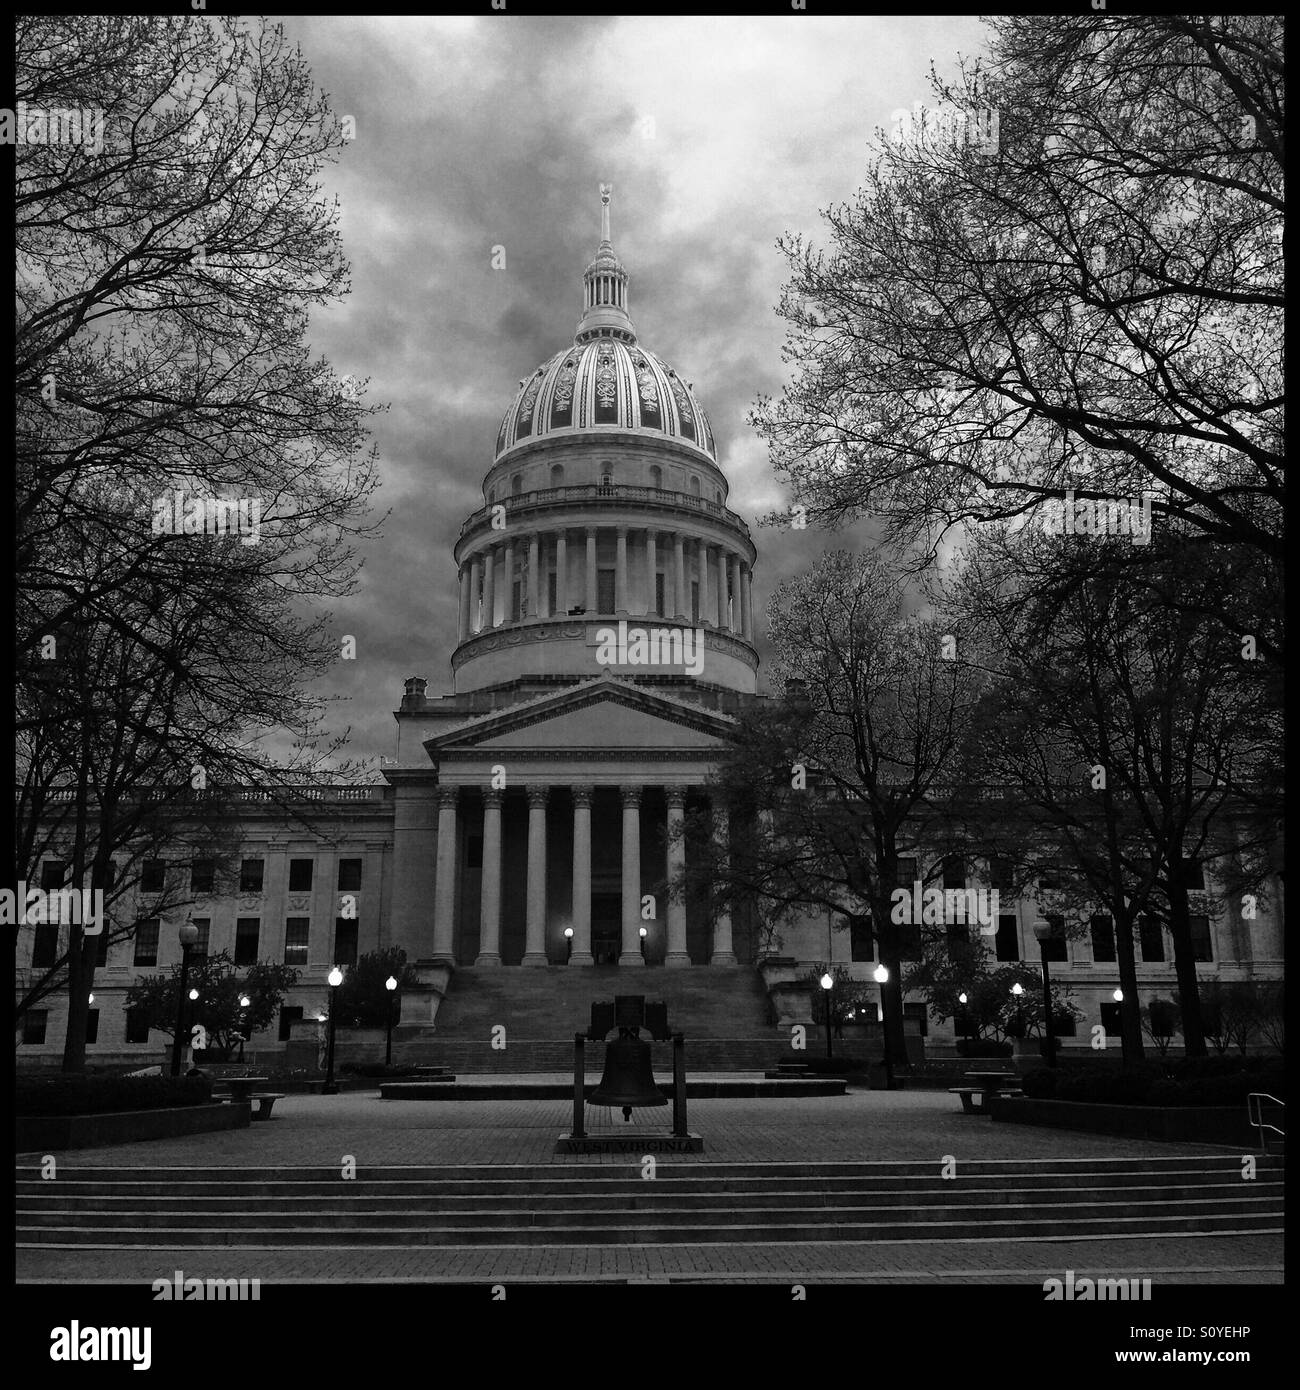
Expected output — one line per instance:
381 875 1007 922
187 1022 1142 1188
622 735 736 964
591 892 621 965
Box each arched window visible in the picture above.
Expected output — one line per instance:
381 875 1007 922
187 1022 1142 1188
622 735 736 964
689 475 701 496
511 474 522 496
550 464 564 489
649 465 662 490
716 489 723 505
600 463 614 490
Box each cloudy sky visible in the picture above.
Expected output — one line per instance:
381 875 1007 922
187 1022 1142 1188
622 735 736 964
279 13 992 771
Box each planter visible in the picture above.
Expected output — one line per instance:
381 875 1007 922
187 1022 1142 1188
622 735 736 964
991 1095 1255 1145
16 1101 250 1153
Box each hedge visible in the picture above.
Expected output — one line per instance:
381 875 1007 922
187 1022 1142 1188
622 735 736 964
16 1074 213 1117
1020 1063 1284 1108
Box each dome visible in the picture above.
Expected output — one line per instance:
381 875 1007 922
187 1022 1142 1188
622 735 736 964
494 338 716 463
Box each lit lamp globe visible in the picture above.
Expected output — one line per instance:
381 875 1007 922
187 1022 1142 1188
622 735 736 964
563 927 574 939
639 926 647 938
188 987 199 1001
1112 988 1124 1002
316 1012 326 1023
1010 982 1024 997
88 993 94 1005
177 920 199 950
820 972 834 991
327 966 344 988
239 994 251 1009
958 991 968 1004
385 975 398 992
873 964 889 985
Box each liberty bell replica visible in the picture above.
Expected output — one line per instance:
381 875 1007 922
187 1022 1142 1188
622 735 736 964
590 1025 668 1122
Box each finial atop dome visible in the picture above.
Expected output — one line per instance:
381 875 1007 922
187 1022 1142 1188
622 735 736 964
576 181 636 345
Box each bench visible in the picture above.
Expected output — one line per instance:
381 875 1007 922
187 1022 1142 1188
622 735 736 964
949 1086 1023 1114
250 1092 285 1121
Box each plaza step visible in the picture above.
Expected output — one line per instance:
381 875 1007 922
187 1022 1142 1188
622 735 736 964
424 964 774 1042
16 1156 1283 1250
389 1036 797 1073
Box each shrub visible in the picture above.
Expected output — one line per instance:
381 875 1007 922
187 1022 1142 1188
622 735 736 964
15 1074 213 1117
956 1038 1013 1058
1020 1068 1057 1099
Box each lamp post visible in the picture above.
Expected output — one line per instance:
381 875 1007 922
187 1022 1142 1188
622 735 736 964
957 991 969 1052
819 971 834 1059
564 925 574 963
639 924 647 960
1032 921 1058 1068
171 919 199 1077
874 963 892 1089
238 994 250 1062
1010 980 1025 1053
322 965 343 1094
385 975 398 1068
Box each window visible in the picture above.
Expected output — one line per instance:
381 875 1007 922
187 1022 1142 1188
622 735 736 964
716 489 723 504
597 569 615 613
511 580 522 621
987 857 1012 892
284 917 310 966
288 859 314 892
1184 858 1207 890
1099 1002 1122 1036
655 573 665 614
548 572 557 614
1189 914 1213 962
125 1007 151 1044
848 914 873 962
1139 915 1165 963
895 857 919 888
649 465 662 489
1053 1012 1078 1038
102 861 117 888
511 474 522 495
1040 914 1068 962
903 1001 928 1038
278 1004 304 1042
550 464 564 488
691 581 699 622
191 859 215 894
1090 914 1116 963
192 919 210 957
234 918 260 965
141 859 166 893
32 925 59 969
41 859 64 890
466 835 483 869
22 1010 48 1045
599 465 613 489
134 918 160 966
689 475 701 496
85 1009 100 1045
941 857 965 890
240 858 264 893
337 859 363 892
1039 871 1060 891
96 930 108 967
995 914 1020 962
334 918 358 967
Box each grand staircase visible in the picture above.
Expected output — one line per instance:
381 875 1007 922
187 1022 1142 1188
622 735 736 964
17 1156 1283 1249
397 964 787 1072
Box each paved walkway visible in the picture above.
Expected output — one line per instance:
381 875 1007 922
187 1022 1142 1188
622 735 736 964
17 1088 1282 1284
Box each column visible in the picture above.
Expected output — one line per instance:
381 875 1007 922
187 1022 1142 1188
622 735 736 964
476 789 504 965
432 786 459 963
697 540 710 626
620 785 645 965
615 527 629 613
457 565 471 641
569 785 594 965
741 564 753 640
469 554 483 632
728 554 741 634
503 540 516 623
586 528 598 612
665 787 690 966
645 531 658 614
527 532 540 617
710 800 735 963
482 545 496 629
522 785 549 965
674 535 686 618
556 531 568 614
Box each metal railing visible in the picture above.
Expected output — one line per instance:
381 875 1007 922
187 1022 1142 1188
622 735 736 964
1247 1092 1285 1154
459 484 750 540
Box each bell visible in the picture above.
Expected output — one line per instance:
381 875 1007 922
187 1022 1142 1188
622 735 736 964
590 1027 668 1121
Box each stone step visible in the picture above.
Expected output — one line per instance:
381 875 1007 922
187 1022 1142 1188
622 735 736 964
388 1038 799 1073
18 1209 1283 1247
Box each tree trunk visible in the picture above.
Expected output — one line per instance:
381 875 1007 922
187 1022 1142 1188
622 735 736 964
1166 864 1206 1057
1113 908 1145 1062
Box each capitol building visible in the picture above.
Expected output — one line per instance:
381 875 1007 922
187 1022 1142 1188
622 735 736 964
16 190 1281 1065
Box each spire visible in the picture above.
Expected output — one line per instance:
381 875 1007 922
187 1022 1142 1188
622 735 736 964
576 182 636 344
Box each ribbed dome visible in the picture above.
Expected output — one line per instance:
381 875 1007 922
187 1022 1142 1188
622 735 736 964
494 338 716 463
